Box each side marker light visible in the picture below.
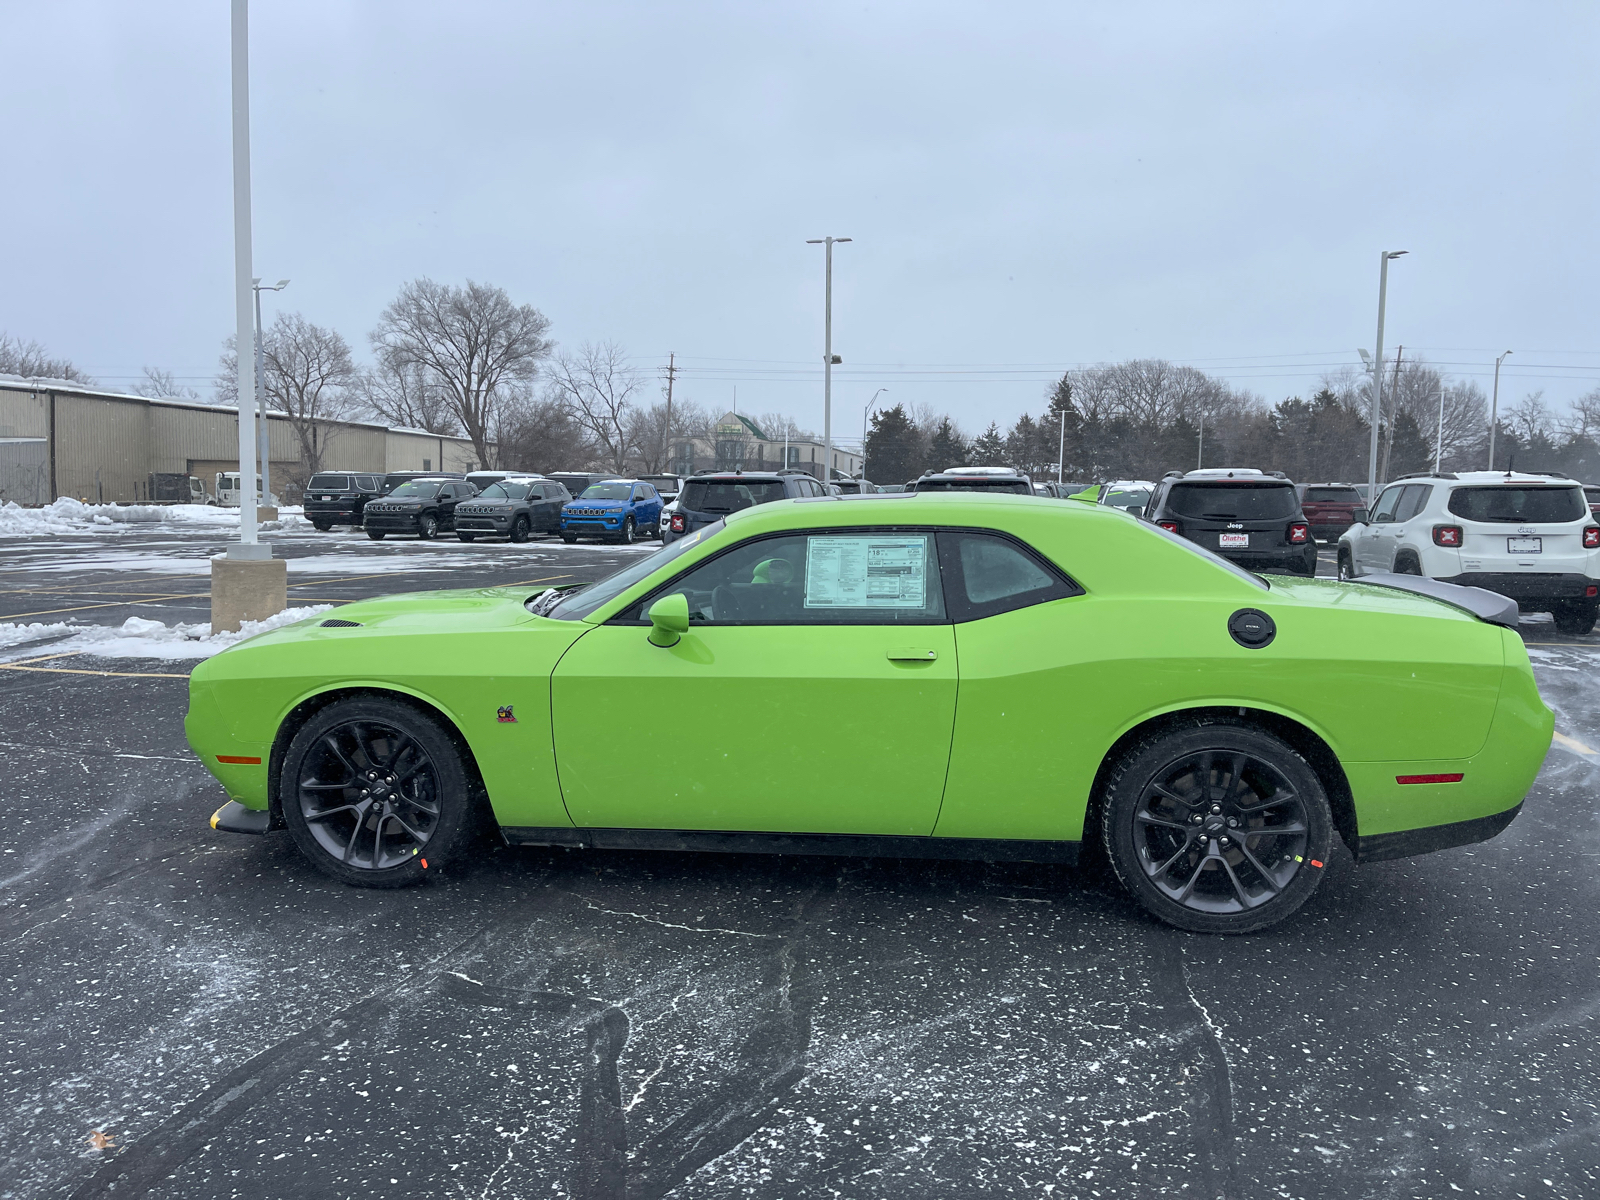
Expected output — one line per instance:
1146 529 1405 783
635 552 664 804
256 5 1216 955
217 755 261 765
1396 773 1464 785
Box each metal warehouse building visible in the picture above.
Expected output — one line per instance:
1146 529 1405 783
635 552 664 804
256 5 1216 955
0 378 486 506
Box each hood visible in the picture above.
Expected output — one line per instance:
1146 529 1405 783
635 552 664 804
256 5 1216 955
230 587 540 651
567 499 626 509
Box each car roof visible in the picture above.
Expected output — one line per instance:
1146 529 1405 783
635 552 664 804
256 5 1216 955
690 472 788 481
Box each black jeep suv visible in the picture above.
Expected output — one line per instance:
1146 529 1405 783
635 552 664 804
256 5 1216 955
663 471 828 544
1145 469 1317 576
362 477 477 540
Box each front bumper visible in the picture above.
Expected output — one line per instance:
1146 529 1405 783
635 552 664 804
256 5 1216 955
456 514 515 533
363 511 424 531
1437 571 1600 606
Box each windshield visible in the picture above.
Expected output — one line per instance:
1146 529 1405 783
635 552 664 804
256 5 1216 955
641 476 680 493
481 482 530 500
679 480 787 512
914 479 1031 493
579 484 633 500
1304 487 1362 503
388 481 441 498
1448 485 1586 524
1165 483 1297 520
537 520 728 620
308 474 349 490
1104 486 1151 510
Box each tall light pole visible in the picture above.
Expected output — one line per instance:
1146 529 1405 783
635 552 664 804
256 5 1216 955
806 236 850 482
1366 250 1407 506
1487 350 1513 470
861 387 887 486
252 277 288 506
1434 378 1447 475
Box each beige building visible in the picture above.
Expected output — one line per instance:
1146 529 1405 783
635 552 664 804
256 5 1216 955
0 378 487 505
673 411 862 481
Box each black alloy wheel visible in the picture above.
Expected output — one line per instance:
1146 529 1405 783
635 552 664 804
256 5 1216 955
1103 721 1333 934
417 512 439 540
281 697 479 887
367 530 386 541
1336 549 1355 581
618 515 636 545
509 515 531 543
1553 602 1598 637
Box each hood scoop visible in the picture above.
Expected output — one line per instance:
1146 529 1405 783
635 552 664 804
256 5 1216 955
320 618 363 628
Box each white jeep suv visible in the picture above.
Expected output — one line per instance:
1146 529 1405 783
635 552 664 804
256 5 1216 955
1338 471 1600 635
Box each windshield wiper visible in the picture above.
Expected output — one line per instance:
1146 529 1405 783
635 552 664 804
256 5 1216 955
529 585 584 616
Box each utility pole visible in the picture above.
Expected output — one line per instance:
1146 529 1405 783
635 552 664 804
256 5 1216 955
1197 410 1204 470
1434 378 1447 475
1487 350 1513 470
1379 345 1404 485
252 277 288 508
806 236 850 482
661 352 676 473
1367 250 1407 506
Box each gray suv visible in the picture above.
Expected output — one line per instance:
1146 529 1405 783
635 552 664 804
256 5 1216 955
663 472 827 544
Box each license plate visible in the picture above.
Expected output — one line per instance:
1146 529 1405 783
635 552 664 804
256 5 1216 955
1507 536 1542 554
1219 533 1249 549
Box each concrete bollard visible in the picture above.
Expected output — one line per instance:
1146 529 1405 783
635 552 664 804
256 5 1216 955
211 548 287 634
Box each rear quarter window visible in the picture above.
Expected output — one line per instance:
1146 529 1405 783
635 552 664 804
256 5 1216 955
1447 486 1586 524
308 474 350 490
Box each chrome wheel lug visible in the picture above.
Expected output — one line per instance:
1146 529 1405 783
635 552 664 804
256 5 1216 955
1220 836 1231 846
1211 804 1222 814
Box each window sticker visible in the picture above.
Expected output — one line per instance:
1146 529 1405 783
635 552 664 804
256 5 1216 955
805 536 928 608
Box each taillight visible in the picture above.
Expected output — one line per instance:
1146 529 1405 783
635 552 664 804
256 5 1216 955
1584 526 1600 549
1432 525 1463 547
1287 522 1309 544
670 513 685 533
1588 585 1598 598
1158 520 1179 534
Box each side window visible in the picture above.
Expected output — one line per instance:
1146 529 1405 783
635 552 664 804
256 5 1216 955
621 532 946 625
1371 486 1404 523
936 530 1082 622
1395 484 1431 523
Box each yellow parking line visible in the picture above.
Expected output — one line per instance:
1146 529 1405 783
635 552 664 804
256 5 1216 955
2 650 88 666
1552 730 1598 757
1 594 202 620
0 663 190 679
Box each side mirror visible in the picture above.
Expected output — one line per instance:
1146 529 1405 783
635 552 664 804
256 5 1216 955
647 593 690 648
1351 508 1369 525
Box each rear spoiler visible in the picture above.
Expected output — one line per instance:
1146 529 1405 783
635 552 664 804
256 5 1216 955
1352 573 1520 629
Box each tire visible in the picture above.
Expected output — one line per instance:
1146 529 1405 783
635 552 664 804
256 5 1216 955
367 530 386 541
618 516 636 545
561 533 577 544
280 696 481 888
457 533 477 543
1394 552 1423 576
1552 602 1598 636
1336 549 1356 581
417 513 439 540
509 515 530 544
1101 719 1334 934
312 521 332 532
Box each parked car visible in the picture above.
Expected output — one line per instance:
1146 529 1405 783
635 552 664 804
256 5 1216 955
454 476 570 543
1078 480 1156 515
1337 470 1600 634
303 471 387 531
1296 482 1366 543
362 477 477 540
381 470 465 494
546 472 609 498
1145 468 1317 576
833 479 878 495
193 491 1553 935
664 471 826 544
909 466 1033 494
560 479 663 544
1584 484 1600 516
639 474 686 505
464 469 546 492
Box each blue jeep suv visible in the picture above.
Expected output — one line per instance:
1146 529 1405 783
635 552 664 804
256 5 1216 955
560 479 663 544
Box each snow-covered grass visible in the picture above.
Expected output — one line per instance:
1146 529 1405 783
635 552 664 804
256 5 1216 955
0 498 306 537
0 606 333 662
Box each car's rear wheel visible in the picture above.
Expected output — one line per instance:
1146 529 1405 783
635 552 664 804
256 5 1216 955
1102 720 1333 934
1552 602 1598 636
417 513 439 540
281 697 480 888
367 530 386 541
509 515 530 543
1336 549 1356 581
312 520 332 532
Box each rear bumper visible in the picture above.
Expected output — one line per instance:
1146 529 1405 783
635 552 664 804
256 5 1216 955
1357 803 1522 863
1437 571 1599 605
1215 547 1319 574
1309 521 1353 540
304 504 362 522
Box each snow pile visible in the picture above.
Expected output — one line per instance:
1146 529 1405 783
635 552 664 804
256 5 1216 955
0 498 306 537
0 605 333 662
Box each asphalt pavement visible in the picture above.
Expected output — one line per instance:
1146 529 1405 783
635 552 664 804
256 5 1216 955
2 528 1598 1200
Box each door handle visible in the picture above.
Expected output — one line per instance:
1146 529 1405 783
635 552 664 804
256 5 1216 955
887 649 938 662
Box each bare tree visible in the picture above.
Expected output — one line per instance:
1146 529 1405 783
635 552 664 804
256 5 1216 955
371 279 553 468
353 355 460 434
496 392 598 473
544 342 644 472
627 398 709 473
1561 387 1600 442
0 333 95 384
260 314 358 481
1504 391 1556 445
135 367 198 399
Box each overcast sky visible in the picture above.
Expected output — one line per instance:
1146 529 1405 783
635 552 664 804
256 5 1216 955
2 1 1597 443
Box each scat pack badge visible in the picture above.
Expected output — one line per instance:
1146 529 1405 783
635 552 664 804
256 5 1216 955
496 705 517 724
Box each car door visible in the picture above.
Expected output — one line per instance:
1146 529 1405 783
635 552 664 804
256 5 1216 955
636 483 661 529
1356 485 1404 571
1389 484 1432 567
551 529 958 836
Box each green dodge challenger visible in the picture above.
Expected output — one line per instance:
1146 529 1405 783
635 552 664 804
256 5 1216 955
188 492 1552 933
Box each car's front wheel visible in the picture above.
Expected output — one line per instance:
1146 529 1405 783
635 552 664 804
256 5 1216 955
509 515 530 543
417 513 439 540
1101 720 1334 934
1553 601 1598 636
367 530 386 541
281 697 481 888
1336 548 1356 581
312 520 332 532
457 533 476 543
617 515 636 545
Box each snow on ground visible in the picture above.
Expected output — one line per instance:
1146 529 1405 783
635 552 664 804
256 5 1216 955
0 606 334 662
0 498 306 537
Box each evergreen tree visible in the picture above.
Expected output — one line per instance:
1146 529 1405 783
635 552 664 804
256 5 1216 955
927 417 968 474
1387 410 1433 478
970 422 1006 465
864 403 920 485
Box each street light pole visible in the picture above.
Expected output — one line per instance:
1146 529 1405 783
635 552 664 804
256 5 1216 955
806 236 850 483
1057 409 1066 485
231 0 258 551
1487 350 1513 470
252 277 288 507
1435 379 1447 475
1366 250 1407 506
861 387 887 487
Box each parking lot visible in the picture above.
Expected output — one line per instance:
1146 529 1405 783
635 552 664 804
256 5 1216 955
2 519 1598 1200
